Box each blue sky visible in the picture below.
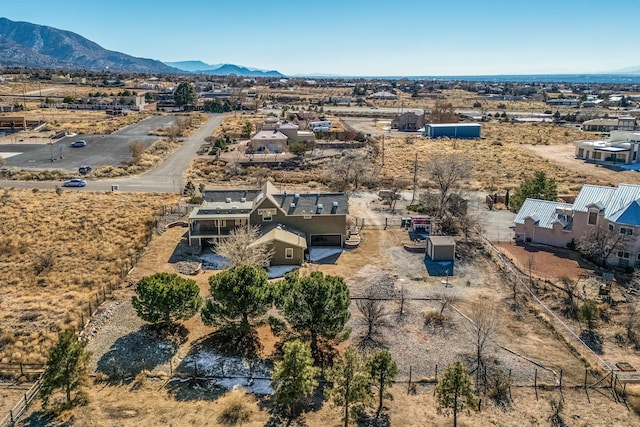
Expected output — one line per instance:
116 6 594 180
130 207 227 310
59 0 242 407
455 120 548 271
3 0 640 76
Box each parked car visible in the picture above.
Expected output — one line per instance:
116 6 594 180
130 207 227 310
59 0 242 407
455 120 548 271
78 165 92 175
63 179 87 187
70 140 87 147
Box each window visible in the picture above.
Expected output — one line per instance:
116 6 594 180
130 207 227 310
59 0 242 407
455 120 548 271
578 148 584 157
588 211 598 225
609 224 614 231
620 227 633 236
262 213 272 221
593 152 602 160
235 219 246 226
214 219 226 227
618 251 630 259
285 248 294 259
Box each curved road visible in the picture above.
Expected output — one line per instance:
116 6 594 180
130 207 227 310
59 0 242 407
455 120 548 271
0 114 226 193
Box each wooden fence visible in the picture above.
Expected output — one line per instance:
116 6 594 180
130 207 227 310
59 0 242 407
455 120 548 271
0 377 41 427
0 363 45 379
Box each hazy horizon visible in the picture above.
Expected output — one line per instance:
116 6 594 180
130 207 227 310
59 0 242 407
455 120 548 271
3 0 640 76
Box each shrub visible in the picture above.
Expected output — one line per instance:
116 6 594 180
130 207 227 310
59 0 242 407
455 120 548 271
217 389 253 425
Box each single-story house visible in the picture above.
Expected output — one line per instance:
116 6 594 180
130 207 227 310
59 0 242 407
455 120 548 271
574 131 640 165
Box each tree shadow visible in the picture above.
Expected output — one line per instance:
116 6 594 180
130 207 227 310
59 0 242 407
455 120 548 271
96 324 185 384
168 327 272 402
357 413 391 427
19 411 57 427
194 326 264 359
168 231 201 264
580 330 604 354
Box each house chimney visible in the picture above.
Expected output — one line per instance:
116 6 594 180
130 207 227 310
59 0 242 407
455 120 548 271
225 198 231 203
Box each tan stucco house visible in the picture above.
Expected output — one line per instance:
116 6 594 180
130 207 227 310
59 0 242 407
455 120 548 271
515 183 640 268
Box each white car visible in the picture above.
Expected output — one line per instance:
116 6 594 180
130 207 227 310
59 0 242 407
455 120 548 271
63 179 87 187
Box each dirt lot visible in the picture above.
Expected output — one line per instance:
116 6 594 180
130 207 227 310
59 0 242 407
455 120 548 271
16 193 637 425
523 143 640 188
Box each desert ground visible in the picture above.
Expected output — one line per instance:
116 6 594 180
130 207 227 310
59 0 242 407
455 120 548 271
2 86 640 426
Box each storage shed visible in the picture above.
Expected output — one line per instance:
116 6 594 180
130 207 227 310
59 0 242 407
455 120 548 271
423 123 481 139
426 236 456 262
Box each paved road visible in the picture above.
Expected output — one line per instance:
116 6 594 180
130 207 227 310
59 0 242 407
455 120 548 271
0 116 174 171
0 114 226 193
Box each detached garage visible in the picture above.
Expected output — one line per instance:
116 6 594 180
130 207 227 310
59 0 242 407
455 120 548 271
424 123 481 139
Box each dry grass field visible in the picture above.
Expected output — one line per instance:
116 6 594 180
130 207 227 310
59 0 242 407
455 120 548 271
0 189 177 365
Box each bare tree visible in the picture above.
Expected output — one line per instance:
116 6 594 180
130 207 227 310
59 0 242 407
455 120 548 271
467 302 500 388
426 153 472 218
576 226 628 267
625 302 640 350
212 225 273 268
558 275 580 319
456 212 481 242
429 100 458 124
356 295 391 350
327 153 369 192
436 292 461 317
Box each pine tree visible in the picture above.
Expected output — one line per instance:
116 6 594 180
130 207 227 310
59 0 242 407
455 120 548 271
510 170 558 211
436 361 478 427
327 347 371 427
40 329 91 407
367 350 397 418
132 272 202 325
201 264 271 332
278 271 351 361
271 340 320 417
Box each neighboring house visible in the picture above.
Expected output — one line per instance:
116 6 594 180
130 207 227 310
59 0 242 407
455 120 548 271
574 131 640 165
248 117 315 152
187 181 349 265
582 117 636 132
391 112 425 131
369 91 398 100
423 123 481 139
514 183 640 267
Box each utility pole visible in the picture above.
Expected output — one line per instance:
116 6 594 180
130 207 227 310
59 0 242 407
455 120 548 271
381 134 385 166
411 153 418 204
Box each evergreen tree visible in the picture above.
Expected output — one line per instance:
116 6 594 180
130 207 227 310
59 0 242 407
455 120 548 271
510 170 558 211
173 82 196 110
327 347 371 427
201 264 271 332
367 350 398 418
40 329 91 407
132 272 202 325
271 340 320 417
278 271 351 360
436 361 478 427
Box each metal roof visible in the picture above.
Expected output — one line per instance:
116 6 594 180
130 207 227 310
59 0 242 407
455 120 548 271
572 185 618 213
514 199 573 229
426 123 481 128
606 200 640 226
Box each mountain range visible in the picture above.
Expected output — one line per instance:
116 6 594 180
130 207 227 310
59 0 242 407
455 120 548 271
0 18 284 76
165 60 284 77
0 17 177 73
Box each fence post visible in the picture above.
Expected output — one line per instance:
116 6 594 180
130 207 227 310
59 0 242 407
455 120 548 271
407 366 412 395
584 369 590 403
508 369 512 402
534 368 538 401
88 301 92 316
10 409 13 423
20 362 23 376
434 365 438 396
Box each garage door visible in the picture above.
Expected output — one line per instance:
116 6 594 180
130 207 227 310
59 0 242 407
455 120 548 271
310 234 342 247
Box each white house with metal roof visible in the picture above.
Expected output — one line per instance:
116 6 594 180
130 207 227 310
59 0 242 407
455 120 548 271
574 131 640 165
515 183 640 267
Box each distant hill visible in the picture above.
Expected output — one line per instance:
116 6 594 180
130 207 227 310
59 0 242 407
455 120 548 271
0 17 178 73
615 66 640 75
166 60 284 77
